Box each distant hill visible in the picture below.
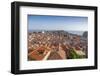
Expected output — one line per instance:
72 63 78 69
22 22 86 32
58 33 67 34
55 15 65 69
67 31 84 36
82 31 88 38
29 30 88 38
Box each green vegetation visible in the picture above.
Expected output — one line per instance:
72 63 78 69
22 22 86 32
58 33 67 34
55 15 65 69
68 48 84 59
28 56 36 60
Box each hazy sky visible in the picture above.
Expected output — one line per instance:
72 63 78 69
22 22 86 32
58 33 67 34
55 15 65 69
28 15 88 31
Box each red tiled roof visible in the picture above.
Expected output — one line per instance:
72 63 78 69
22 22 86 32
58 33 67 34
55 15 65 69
28 51 44 60
75 46 81 50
